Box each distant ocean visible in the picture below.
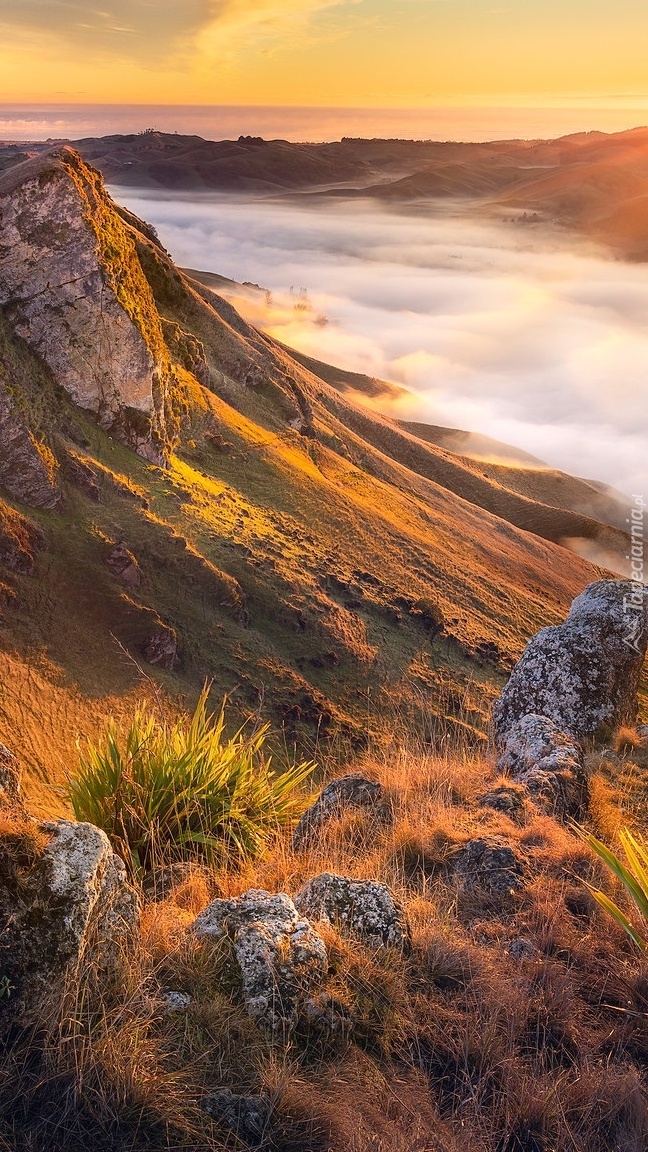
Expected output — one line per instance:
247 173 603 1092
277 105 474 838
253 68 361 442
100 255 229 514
1 102 648 143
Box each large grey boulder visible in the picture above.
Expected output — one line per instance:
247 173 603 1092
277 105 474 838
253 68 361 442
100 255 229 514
292 774 384 850
193 889 327 1033
295 873 411 951
0 819 140 1020
493 580 648 747
0 148 174 463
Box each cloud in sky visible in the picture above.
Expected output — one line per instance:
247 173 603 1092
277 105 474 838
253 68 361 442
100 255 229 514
0 0 350 62
117 189 648 496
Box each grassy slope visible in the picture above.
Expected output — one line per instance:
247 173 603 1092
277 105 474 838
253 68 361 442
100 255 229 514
0 186 642 815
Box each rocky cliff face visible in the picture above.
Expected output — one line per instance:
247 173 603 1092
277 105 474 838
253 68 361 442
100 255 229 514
0 147 174 464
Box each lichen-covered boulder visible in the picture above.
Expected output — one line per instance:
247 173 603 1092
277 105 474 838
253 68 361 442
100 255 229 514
292 774 384 850
0 819 140 1020
193 890 327 1033
452 837 525 896
0 148 174 463
493 580 648 747
496 714 587 818
295 873 411 951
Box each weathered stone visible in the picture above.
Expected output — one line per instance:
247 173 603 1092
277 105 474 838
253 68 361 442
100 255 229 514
104 542 141 587
293 774 384 850
193 889 327 1033
498 714 583 775
0 381 59 508
140 625 177 669
160 990 192 1014
452 837 525 895
0 819 140 1020
493 580 648 747
201 1089 272 1145
477 784 526 821
497 715 587 818
61 451 101 501
508 937 538 960
0 497 43 574
0 149 174 463
295 873 411 951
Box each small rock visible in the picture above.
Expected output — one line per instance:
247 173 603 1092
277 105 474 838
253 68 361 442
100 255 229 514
295 873 411 951
193 890 327 1033
160 990 192 1014
140 625 177 669
201 1089 271 1145
477 785 526 821
452 837 525 896
637 725 648 747
104 542 141 587
508 938 538 960
293 774 384 850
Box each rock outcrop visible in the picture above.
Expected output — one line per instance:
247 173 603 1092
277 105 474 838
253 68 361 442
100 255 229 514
292 774 384 850
295 873 411 951
0 819 140 1020
0 383 59 508
193 889 328 1033
0 498 43 574
496 714 587 818
493 580 648 747
0 148 175 463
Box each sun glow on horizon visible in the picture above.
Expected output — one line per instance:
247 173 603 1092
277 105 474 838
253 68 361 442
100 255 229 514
2 0 648 117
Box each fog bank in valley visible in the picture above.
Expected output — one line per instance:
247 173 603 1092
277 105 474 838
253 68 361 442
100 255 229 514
119 190 648 497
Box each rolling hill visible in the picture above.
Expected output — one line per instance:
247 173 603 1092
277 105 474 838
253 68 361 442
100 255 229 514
0 146 640 814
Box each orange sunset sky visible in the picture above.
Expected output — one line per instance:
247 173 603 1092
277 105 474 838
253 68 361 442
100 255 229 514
1 0 648 110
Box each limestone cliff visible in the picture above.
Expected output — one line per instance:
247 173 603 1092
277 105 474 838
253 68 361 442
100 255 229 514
0 147 174 464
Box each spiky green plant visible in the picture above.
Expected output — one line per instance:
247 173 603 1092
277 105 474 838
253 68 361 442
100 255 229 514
67 689 314 874
573 825 648 950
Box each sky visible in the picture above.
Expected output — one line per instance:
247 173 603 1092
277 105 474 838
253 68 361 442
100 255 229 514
118 190 648 497
2 0 648 113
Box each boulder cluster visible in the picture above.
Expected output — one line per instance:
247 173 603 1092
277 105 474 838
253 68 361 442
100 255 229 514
492 579 648 818
1 577 646 1047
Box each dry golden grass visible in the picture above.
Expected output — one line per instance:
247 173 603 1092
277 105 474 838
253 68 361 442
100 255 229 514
5 730 648 1151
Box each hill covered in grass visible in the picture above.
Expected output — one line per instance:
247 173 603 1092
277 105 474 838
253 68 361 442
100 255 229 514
0 146 639 813
56 127 648 259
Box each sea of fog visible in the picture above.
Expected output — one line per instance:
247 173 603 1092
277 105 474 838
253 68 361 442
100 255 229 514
116 189 648 497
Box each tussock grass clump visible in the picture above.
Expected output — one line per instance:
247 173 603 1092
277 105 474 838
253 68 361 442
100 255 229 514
574 824 648 950
67 688 314 873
